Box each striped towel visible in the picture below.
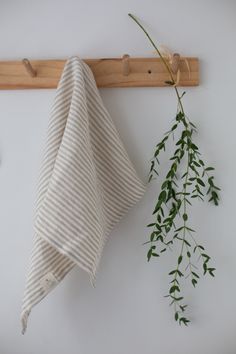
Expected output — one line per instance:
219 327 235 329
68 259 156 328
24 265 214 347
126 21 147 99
21 56 146 333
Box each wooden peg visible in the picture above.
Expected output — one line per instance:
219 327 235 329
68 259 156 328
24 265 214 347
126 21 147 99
22 58 37 77
122 54 130 76
171 53 180 74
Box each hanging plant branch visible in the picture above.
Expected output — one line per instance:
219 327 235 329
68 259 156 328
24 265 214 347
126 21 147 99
128 13 220 325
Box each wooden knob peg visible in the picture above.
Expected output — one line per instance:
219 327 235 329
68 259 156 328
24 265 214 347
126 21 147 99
171 53 180 74
22 58 37 77
122 54 130 76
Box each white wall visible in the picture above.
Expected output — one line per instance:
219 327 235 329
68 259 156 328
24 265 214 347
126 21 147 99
0 0 235 353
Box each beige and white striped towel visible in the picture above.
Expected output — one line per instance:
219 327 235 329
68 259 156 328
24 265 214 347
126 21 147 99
21 56 146 333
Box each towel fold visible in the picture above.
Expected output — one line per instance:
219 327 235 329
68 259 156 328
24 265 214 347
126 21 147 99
21 56 146 333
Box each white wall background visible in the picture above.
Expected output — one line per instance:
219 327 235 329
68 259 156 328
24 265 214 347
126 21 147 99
0 0 235 353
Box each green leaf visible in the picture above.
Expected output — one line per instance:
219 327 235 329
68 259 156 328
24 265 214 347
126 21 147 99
214 186 221 191
184 239 191 247
159 190 167 202
166 170 172 179
175 226 184 232
192 272 200 278
148 174 153 182
152 252 159 257
202 253 210 260
199 159 204 166
183 213 188 221
178 255 183 265
147 249 152 262
208 268 216 277
191 143 198 150
153 200 162 215
193 161 201 167
161 180 168 190
176 139 184 146
177 270 184 277
190 121 197 128
205 167 215 171
175 296 184 301
185 198 192 206
212 191 219 199
150 232 156 242
197 178 205 187
186 227 196 233
169 285 180 294
153 169 159 176
179 317 190 326
147 223 156 228
172 124 178 131
180 305 187 312
208 177 214 186
160 207 164 217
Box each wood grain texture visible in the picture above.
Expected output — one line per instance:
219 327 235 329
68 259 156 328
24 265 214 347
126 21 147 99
0 57 199 89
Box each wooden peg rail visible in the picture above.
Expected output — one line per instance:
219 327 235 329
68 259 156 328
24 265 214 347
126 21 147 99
0 56 199 89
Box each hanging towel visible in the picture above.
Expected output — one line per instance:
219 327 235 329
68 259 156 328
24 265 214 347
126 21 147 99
21 56 146 333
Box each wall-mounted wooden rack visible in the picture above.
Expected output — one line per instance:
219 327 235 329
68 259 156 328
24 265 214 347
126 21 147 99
0 55 199 89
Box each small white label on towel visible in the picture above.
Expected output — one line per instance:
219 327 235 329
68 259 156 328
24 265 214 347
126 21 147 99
40 272 58 292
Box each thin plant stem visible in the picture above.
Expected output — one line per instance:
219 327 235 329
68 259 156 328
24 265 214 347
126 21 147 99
129 13 220 325
128 13 185 115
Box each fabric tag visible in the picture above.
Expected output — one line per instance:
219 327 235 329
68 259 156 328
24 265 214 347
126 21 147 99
40 272 58 292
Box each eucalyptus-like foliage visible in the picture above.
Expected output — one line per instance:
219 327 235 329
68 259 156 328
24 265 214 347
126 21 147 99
129 13 220 325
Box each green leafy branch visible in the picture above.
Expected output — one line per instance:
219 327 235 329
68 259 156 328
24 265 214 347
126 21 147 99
129 13 220 325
